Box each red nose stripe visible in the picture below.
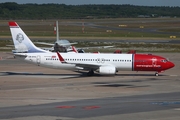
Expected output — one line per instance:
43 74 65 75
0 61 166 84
134 54 161 71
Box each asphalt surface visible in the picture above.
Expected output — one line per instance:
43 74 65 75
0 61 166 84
0 53 180 120
0 92 180 119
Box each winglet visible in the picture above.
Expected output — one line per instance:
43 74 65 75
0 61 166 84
71 46 78 53
56 52 67 63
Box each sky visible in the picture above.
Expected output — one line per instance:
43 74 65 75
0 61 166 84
0 0 180 7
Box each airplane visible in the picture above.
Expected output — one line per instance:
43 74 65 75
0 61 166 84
35 21 113 53
35 21 77 52
9 21 175 76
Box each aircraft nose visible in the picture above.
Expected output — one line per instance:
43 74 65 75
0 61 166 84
169 62 175 69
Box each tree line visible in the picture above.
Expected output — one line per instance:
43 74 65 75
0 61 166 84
0 2 180 19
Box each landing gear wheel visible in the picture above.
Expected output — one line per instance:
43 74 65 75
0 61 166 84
155 72 159 76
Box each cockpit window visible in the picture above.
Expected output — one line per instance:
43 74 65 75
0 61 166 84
161 59 168 63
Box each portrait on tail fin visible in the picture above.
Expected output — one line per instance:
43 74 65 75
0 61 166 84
14 33 28 53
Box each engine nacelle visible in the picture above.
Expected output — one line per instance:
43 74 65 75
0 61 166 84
99 66 116 75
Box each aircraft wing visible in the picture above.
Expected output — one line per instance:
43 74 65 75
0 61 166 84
79 45 114 49
14 53 27 56
40 47 54 51
74 63 100 71
13 53 27 60
36 42 113 50
35 42 77 46
63 42 77 46
35 42 54 46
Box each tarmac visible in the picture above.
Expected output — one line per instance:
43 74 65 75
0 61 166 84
0 52 180 120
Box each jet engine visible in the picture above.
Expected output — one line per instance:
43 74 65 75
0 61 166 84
99 66 116 75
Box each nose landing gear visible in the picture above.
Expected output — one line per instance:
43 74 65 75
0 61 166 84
155 71 164 76
155 72 159 76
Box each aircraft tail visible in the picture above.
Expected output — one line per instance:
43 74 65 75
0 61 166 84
8 21 48 53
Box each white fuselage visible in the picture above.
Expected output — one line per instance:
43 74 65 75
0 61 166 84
20 53 133 71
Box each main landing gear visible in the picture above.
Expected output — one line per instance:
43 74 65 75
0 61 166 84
87 70 94 76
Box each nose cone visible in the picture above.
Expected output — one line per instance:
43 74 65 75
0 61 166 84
162 61 175 71
169 62 175 69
